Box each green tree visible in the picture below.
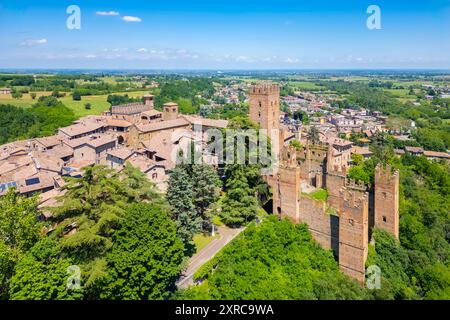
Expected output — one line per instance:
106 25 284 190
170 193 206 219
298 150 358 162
0 189 41 252
179 216 367 300
220 166 258 227
8 238 83 300
50 165 161 289
0 240 18 299
190 164 221 229
98 203 184 300
72 91 82 101
11 91 22 99
308 126 320 144
351 153 364 166
166 165 201 247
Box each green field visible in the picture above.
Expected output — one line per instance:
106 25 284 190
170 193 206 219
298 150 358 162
0 90 152 117
289 81 323 90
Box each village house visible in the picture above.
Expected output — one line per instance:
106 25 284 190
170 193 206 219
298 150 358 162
0 88 12 94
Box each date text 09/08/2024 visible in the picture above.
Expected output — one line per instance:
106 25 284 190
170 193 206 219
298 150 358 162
175 304 275 317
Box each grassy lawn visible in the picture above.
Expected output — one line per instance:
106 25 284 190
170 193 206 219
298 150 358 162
60 95 111 117
193 233 219 253
305 188 328 202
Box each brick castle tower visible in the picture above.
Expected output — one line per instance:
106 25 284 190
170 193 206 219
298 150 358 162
249 83 280 133
374 164 400 239
338 189 369 285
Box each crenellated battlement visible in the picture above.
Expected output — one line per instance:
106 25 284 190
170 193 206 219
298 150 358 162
250 83 280 95
340 188 369 210
375 164 399 184
346 178 369 192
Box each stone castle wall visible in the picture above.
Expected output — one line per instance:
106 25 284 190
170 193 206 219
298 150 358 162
298 195 339 255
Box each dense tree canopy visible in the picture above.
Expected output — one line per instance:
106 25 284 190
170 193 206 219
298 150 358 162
8 238 82 300
179 216 368 300
0 98 76 144
97 203 184 300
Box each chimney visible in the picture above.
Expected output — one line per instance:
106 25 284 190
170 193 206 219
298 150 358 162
143 94 154 108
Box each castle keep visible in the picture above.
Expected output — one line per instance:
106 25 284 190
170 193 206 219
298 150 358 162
249 83 400 285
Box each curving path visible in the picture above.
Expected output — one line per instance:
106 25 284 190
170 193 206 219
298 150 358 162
176 226 244 289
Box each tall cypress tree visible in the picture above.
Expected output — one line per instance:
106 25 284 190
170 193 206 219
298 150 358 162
220 166 258 227
191 164 221 229
166 165 201 247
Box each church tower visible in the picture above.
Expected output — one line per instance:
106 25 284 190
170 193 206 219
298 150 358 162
249 83 280 134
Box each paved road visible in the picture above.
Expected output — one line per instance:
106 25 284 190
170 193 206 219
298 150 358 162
177 226 244 289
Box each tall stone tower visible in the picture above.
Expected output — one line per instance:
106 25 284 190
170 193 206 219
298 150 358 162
338 188 369 285
249 83 280 133
374 164 400 239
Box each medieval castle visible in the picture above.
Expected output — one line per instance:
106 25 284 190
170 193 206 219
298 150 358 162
249 83 400 285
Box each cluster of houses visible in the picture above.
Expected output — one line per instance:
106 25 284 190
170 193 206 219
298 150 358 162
1 86 448 221
281 92 449 164
0 93 228 216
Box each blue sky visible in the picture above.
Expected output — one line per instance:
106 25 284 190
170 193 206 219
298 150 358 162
0 0 449 69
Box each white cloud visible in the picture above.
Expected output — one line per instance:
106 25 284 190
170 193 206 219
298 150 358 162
122 16 142 22
96 11 120 16
236 55 251 62
285 57 300 64
20 38 47 46
85 54 97 59
137 48 148 53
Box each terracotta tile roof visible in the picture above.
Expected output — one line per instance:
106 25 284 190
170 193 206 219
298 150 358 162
107 148 134 160
17 171 57 194
64 135 116 149
423 150 450 159
405 146 424 154
141 131 175 161
31 152 63 173
111 103 151 115
0 155 34 177
66 159 95 169
135 118 190 133
127 155 164 173
47 144 74 159
59 121 105 138
352 146 373 156
106 119 133 128
141 110 163 117
163 102 178 107
33 135 63 148
12 165 39 182
182 115 229 129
